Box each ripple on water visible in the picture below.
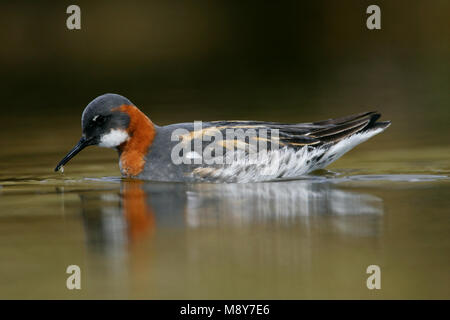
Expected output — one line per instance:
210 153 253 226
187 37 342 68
336 174 449 183
270 172 448 184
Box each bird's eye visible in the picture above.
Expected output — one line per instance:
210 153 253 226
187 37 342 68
92 115 106 125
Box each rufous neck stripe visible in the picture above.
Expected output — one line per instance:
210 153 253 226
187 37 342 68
115 104 156 177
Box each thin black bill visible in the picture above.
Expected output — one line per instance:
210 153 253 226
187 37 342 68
54 137 91 172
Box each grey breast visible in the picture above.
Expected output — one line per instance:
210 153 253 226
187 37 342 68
140 123 199 182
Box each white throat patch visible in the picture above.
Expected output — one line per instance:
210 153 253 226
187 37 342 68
99 129 129 148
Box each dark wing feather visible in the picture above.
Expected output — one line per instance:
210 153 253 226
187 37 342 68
204 111 389 149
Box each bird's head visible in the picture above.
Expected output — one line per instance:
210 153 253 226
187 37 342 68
55 93 135 172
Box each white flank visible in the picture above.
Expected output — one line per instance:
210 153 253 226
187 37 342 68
99 129 129 148
192 127 386 183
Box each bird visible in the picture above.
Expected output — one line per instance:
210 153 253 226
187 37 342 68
55 93 391 183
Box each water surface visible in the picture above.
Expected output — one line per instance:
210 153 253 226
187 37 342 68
0 125 449 299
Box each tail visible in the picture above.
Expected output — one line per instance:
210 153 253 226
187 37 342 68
309 111 391 145
306 111 391 170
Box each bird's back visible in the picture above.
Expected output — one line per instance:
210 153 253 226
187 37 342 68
140 112 390 182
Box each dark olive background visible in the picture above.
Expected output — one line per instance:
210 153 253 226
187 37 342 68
1 1 448 128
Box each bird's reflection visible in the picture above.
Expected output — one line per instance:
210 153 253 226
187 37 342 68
121 181 155 241
79 179 383 251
